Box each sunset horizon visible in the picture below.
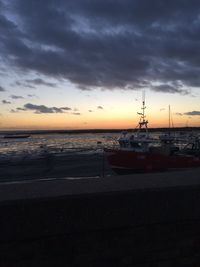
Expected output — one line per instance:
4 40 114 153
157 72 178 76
0 0 200 130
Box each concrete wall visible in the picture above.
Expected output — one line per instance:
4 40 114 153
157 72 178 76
1 170 200 266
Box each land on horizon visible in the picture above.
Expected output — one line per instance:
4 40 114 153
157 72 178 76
0 126 200 135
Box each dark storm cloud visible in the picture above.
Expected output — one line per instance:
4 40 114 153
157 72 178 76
10 109 17 113
151 84 189 95
17 107 26 111
97 106 103 109
184 111 200 116
2 100 11 104
10 95 24 99
25 84 36 89
25 78 56 88
72 112 81 115
15 81 22 86
61 107 71 111
27 94 38 98
1 0 200 93
23 103 67 113
15 81 36 89
23 103 72 113
0 85 5 91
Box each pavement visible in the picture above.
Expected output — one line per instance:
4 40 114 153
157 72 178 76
0 167 200 202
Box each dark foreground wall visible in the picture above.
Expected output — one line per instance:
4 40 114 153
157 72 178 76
1 169 200 266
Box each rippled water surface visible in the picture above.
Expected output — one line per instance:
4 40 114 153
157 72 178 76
0 130 199 161
0 133 119 160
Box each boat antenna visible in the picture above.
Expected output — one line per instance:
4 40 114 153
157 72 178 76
137 91 148 131
168 105 175 134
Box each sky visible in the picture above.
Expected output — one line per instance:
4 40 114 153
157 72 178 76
0 0 200 130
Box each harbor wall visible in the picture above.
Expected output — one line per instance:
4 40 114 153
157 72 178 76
0 170 200 266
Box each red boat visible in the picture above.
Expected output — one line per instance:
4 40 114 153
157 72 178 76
104 97 200 174
104 147 200 174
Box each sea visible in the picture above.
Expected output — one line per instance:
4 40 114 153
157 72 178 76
0 132 123 181
0 129 198 161
0 132 119 161
0 130 199 181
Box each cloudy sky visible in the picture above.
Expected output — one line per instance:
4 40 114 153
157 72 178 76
0 0 200 129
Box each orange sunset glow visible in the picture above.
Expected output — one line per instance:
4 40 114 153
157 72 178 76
0 1 200 131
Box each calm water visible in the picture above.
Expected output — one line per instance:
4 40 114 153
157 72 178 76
0 133 119 160
0 130 198 161
0 130 199 181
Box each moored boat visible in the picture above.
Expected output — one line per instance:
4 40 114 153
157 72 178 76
105 145 200 174
3 134 30 139
104 98 200 174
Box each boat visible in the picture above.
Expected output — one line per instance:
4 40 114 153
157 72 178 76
3 134 30 139
104 97 200 174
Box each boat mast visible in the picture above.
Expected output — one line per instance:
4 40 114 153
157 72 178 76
138 91 148 131
168 105 173 136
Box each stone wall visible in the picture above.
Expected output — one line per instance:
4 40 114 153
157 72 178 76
1 177 200 266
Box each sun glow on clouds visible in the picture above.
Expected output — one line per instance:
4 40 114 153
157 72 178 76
0 0 200 129
0 84 199 129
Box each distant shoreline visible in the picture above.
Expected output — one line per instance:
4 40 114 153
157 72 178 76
0 127 200 135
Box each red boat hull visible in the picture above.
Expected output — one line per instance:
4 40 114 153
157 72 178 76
104 148 200 174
